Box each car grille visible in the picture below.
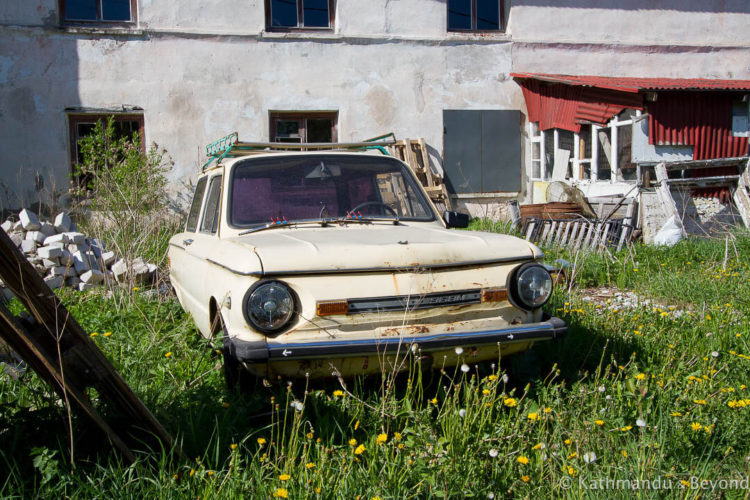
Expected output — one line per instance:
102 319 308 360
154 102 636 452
347 289 482 314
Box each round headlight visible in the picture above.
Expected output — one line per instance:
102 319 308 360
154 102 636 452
243 280 296 334
515 264 553 309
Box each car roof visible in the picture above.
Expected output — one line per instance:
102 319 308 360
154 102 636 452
199 149 398 175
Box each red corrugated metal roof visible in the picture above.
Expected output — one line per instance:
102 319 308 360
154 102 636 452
518 78 643 133
512 73 750 92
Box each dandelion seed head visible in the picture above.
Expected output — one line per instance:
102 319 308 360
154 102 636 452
598 385 606 392
636 418 646 427
455 346 464 355
583 452 597 464
489 448 498 458
460 363 470 373
459 409 466 418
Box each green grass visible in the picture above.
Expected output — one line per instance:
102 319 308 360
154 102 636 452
1 229 750 498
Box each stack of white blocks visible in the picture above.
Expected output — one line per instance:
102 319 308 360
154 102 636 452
1 209 157 296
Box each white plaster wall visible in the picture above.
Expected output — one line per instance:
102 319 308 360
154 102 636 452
0 0 58 26
509 1 750 47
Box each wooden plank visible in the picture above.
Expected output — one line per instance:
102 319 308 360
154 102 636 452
617 202 636 252
574 222 589 251
418 139 435 186
539 221 552 244
560 221 573 246
524 221 536 241
0 228 177 462
545 222 558 245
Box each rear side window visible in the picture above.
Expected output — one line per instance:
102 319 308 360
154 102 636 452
185 177 208 232
200 175 223 234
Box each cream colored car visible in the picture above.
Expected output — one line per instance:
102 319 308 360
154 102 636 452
169 148 566 387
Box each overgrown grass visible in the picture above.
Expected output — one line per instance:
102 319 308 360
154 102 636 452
1 229 750 498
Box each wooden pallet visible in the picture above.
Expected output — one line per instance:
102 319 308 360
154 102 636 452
389 138 452 211
0 229 177 462
523 212 636 252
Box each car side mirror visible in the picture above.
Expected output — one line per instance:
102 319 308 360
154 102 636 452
443 211 470 228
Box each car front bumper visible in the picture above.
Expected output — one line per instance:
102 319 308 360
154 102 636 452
228 315 567 363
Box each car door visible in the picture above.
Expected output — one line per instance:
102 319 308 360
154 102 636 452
177 172 224 336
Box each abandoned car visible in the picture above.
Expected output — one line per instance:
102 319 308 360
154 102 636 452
169 136 567 386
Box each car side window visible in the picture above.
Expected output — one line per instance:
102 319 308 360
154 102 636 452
185 177 208 232
200 175 223 234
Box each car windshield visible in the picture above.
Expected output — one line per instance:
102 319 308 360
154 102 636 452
229 154 435 227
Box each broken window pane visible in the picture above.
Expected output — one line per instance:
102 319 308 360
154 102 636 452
270 0 298 27
275 120 302 142
303 0 329 27
186 177 208 232
66 0 97 20
448 0 472 30
102 0 131 21
200 176 223 234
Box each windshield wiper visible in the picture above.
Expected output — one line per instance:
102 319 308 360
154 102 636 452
238 216 401 235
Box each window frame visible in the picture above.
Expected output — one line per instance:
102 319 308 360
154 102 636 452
59 0 137 26
447 0 506 33
200 175 224 235
186 177 209 233
67 112 145 181
264 0 335 32
269 112 338 144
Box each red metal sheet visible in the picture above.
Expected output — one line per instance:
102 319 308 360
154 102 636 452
518 78 642 133
648 92 748 160
511 73 750 92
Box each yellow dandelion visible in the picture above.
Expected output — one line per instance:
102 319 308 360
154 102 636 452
103 331 112 337
349 438 357 446
279 474 291 481
594 420 604 426
620 450 628 458
568 452 577 459
354 444 365 455
354 420 360 430
482 389 491 395
230 443 237 450
306 463 315 469
635 373 646 380
620 426 632 432
564 439 572 445
376 433 388 445
315 487 321 494
189 468 195 477
503 398 517 407
543 407 552 414
532 443 544 450
517 455 529 465
693 399 707 405
89 332 98 337
257 437 267 446
430 397 438 405
306 432 314 439
671 411 682 417
488 374 497 381
273 489 288 498
527 412 539 421
164 352 173 358
690 422 702 431
333 390 344 397
394 432 402 442
566 466 577 477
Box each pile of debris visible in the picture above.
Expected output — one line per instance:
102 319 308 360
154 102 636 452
0 209 157 296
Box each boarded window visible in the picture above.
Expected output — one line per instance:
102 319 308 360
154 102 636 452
443 110 521 194
200 175 223 235
186 177 208 232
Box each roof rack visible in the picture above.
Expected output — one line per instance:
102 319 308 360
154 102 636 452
202 132 397 170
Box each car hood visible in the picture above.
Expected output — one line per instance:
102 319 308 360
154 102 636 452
225 224 538 275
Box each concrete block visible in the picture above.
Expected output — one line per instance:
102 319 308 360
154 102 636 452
38 246 64 259
59 250 73 266
20 240 37 254
1 220 11 233
25 231 46 243
66 276 81 287
54 212 72 233
67 242 90 254
64 232 86 245
90 244 102 258
101 251 116 267
9 232 23 247
80 269 105 284
19 209 41 231
40 222 56 237
43 233 69 246
43 275 64 290
42 258 61 269
112 259 128 281
12 221 22 232
72 250 91 274
77 283 95 292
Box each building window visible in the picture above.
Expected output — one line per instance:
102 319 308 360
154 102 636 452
265 0 334 30
68 113 144 186
270 112 338 143
60 0 136 24
448 0 505 32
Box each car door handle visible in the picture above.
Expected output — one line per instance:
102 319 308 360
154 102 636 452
183 238 194 246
